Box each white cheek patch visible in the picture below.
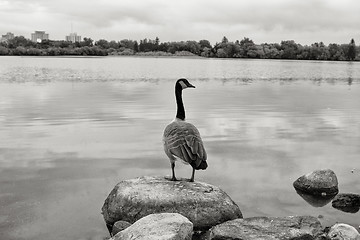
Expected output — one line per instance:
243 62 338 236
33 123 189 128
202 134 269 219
179 81 187 89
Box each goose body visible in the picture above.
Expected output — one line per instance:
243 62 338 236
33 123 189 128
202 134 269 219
163 78 207 182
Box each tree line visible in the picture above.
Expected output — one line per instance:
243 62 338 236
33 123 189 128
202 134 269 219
0 35 358 61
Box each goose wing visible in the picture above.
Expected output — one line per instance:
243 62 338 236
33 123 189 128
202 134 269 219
163 121 207 168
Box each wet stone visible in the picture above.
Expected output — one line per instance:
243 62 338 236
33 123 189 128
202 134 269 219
102 176 242 232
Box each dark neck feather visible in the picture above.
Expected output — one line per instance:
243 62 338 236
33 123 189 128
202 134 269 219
175 84 185 120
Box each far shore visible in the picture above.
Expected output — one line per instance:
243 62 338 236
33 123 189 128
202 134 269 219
2 53 360 63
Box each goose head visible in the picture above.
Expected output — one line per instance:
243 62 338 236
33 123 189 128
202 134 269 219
176 78 195 90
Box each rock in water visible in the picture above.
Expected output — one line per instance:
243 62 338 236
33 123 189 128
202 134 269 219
332 193 360 213
209 216 323 240
293 169 339 196
111 213 193 240
102 176 242 232
327 223 360 240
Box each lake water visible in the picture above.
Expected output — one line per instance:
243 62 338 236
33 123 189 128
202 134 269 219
0 56 359 240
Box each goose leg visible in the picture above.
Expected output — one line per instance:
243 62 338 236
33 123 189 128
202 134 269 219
190 167 195 182
171 162 177 181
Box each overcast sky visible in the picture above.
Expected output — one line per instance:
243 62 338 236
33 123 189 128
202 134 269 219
1 0 359 45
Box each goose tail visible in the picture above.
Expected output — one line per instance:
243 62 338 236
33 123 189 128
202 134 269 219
196 160 208 170
191 159 208 170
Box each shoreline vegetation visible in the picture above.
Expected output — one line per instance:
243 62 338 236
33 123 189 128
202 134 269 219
0 36 358 61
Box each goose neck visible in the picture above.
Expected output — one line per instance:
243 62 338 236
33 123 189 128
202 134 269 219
175 85 185 121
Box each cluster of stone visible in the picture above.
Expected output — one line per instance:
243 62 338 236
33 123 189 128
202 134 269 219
101 174 359 240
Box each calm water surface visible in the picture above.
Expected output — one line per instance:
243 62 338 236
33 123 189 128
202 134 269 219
0 56 360 240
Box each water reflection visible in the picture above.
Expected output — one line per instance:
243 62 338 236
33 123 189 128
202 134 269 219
295 189 335 207
1 57 360 240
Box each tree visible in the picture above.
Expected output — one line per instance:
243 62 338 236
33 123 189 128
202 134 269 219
158 42 169 52
7 36 34 48
296 45 311 60
38 39 52 49
168 41 187 54
347 38 356 61
201 47 212 57
199 40 212 49
55 41 73 48
239 37 256 58
213 38 240 58
261 43 281 59
13 46 27 55
133 41 139 52
96 39 110 49
216 48 228 58
221 36 229 44
280 40 298 59
0 46 9 55
307 42 329 60
223 42 239 58
328 43 342 60
108 40 120 49
81 37 94 47
120 39 137 51
248 45 265 58
139 38 159 52
48 47 62 56
185 41 201 55
27 47 43 56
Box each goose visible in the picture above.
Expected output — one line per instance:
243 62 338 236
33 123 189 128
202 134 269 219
163 78 207 182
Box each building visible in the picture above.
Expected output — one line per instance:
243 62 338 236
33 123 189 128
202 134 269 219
1 32 15 42
31 31 49 43
66 32 81 43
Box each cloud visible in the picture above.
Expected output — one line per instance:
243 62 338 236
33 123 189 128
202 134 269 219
1 0 359 44
189 0 358 32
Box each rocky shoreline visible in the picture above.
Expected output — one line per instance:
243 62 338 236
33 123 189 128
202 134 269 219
101 171 360 240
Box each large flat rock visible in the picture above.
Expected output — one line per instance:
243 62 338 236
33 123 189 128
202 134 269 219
102 176 242 232
111 213 193 240
209 216 324 240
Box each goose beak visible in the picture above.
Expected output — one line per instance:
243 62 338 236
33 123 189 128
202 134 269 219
188 84 195 88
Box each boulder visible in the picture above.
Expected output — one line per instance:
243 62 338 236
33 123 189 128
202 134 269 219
102 176 242 232
332 193 360 213
327 223 360 240
293 169 339 196
111 213 193 240
209 216 324 240
111 220 131 236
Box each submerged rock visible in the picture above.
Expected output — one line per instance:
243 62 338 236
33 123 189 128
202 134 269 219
293 169 339 196
327 223 360 240
332 193 360 213
111 220 131 236
111 213 193 240
209 216 323 240
102 176 242 232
